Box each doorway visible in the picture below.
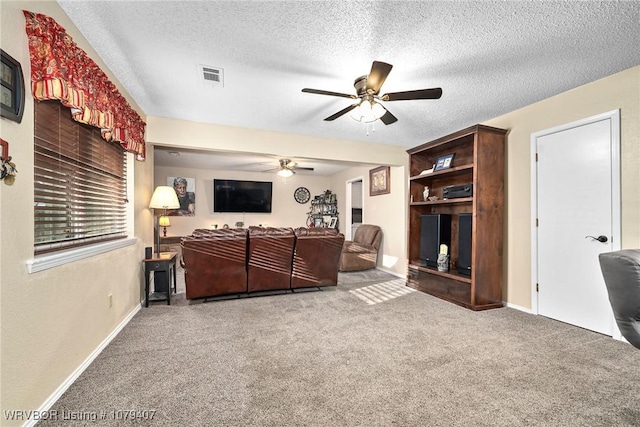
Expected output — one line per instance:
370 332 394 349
531 110 621 336
346 178 364 240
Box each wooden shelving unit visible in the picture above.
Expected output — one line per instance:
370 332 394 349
406 124 507 310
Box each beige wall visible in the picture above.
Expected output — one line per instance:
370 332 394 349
146 116 408 167
330 165 408 276
2 0 639 421
154 166 332 235
0 2 153 423
485 65 640 309
147 116 410 276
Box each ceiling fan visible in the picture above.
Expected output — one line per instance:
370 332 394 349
263 159 314 177
302 61 442 125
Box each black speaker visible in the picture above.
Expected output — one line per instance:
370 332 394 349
458 213 472 277
420 214 451 268
145 246 152 259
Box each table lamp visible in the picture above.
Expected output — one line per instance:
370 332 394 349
149 186 179 254
159 215 170 237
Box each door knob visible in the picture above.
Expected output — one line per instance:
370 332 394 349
585 235 608 243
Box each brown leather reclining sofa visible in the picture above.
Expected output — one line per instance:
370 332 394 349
181 227 345 300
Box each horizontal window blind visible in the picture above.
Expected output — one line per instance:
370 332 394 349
34 100 127 254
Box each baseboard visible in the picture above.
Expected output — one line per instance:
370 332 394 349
504 301 533 314
376 267 405 279
24 304 141 427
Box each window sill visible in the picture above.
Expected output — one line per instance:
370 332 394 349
26 238 137 274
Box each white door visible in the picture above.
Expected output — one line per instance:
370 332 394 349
533 111 620 335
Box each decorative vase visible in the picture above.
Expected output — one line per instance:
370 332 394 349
437 254 449 272
423 186 430 201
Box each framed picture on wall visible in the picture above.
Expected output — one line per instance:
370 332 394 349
369 166 390 196
0 49 25 123
167 176 196 216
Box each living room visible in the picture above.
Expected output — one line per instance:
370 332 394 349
1 1 639 425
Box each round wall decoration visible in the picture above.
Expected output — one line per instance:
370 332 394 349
294 186 310 204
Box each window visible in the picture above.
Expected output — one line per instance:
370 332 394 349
34 100 127 254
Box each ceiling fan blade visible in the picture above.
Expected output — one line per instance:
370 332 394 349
366 61 393 94
302 88 356 99
382 88 443 101
295 167 315 171
324 104 357 121
379 107 398 125
261 167 279 172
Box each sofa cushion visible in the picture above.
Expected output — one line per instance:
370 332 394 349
182 229 248 299
291 227 344 288
247 227 295 292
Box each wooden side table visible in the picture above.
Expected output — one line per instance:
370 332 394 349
144 251 177 307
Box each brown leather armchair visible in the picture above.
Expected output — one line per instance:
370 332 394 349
339 224 382 271
181 228 248 300
291 228 345 289
247 227 295 292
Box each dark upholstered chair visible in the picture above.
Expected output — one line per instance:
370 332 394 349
247 227 295 292
182 229 248 300
339 224 382 271
291 228 345 289
598 249 640 349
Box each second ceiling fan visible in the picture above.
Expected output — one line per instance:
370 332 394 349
263 159 314 177
302 61 442 125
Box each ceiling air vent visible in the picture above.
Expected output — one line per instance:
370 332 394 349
200 65 224 87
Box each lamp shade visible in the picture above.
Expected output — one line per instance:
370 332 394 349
158 216 171 227
149 186 180 209
350 99 386 123
277 168 294 178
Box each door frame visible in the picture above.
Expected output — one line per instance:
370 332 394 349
530 109 621 336
345 176 364 240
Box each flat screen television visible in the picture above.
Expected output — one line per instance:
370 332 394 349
213 179 272 213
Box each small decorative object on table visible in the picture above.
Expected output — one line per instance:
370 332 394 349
423 186 430 201
428 196 439 202
437 244 449 272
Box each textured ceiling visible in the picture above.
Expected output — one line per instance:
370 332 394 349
57 0 640 171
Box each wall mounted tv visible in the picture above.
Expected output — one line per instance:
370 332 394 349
213 179 273 213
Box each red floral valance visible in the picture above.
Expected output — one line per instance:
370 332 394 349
23 10 146 160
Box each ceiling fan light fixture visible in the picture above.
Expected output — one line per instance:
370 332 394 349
350 99 385 123
277 168 294 178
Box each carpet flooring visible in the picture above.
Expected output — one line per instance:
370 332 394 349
40 269 640 426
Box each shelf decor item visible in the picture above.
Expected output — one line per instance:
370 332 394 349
306 190 338 230
434 153 455 171
369 166 390 196
437 244 449 272
423 186 430 201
